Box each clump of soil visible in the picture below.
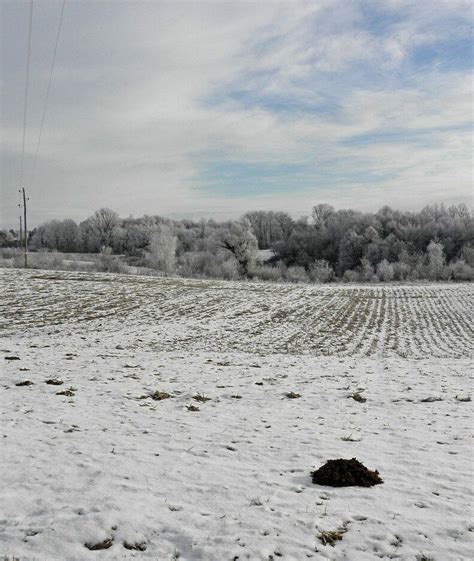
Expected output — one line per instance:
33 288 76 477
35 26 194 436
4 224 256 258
350 392 366 403
5 356 20 361
285 391 301 399
311 458 383 487
56 389 75 397
150 390 172 401
123 541 147 551
85 538 113 550
15 380 33 386
45 379 64 385
150 390 171 401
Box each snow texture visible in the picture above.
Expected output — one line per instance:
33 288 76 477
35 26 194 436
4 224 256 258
0 269 472 560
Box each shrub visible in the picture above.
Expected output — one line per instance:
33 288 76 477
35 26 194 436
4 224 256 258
392 261 411 281
448 259 474 281
178 250 240 280
359 257 375 282
308 260 334 283
31 251 64 270
250 264 283 282
376 259 394 282
97 247 129 274
343 269 361 283
285 266 309 283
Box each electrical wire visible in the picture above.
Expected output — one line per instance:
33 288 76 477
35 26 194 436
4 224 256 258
19 0 33 189
30 0 66 191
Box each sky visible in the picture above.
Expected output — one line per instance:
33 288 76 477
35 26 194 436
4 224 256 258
1 0 472 228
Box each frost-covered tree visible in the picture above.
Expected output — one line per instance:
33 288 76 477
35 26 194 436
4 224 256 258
219 219 258 277
145 224 177 275
427 240 446 281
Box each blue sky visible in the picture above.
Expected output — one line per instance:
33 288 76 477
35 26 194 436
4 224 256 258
1 0 472 227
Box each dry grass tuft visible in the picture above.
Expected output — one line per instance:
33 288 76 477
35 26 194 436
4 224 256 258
15 380 33 386
45 379 64 385
340 434 362 442
285 391 301 399
192 393 211 402
186 404 200 412
318 525 348 546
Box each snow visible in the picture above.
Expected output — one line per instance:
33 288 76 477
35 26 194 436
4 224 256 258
0 269 472 560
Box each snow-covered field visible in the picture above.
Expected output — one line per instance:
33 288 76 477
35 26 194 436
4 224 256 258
0 269 472 560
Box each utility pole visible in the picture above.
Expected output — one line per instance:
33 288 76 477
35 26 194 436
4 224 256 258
19 188 29 268
19 214 23 250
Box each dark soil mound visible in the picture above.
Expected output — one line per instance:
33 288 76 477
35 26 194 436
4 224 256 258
311 458 383 487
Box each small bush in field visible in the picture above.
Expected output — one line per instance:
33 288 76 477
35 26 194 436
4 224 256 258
251 264 283 282
308 260 334 283
448 259 474 281
285 266 308 283
97 247 129 273
343 269 361 283
376 259 394 282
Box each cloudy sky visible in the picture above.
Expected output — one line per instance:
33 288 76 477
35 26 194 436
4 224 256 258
1 0 472 228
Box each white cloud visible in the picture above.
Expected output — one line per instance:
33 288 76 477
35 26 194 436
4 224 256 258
1 0 471 228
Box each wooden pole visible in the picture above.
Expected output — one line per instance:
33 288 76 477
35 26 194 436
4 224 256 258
23 188 28 268
19 214 23 250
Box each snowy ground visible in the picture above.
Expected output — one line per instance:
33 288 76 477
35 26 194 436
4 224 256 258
0 269 472 560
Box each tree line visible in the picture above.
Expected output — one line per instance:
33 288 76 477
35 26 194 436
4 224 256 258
1 203 473 282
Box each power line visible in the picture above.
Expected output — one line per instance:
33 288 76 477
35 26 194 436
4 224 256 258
19 0 33 189
30 0 66 190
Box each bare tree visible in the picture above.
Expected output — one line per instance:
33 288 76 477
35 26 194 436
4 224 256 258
312 204 334 228
89 208 119 248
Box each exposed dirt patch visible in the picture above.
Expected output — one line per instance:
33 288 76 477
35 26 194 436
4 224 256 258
45 379 64 385
149 390 172 401
123 541 147 551
84 538 113 550
56 389 75 397
312 458 383 487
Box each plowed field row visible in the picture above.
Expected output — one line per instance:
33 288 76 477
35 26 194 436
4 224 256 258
1 269 472 358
